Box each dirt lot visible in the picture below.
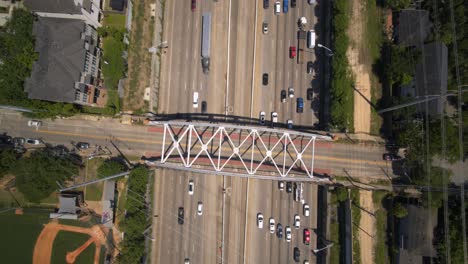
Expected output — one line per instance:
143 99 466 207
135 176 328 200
347 0 372 135
358 190 376 264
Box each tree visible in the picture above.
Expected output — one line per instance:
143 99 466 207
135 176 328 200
13 150 79 202
393 202 408 218
97 159 126 178
335 186 348 202
386 0 411 10
0 149 17 178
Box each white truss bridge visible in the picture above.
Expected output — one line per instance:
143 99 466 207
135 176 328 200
155 121 332 182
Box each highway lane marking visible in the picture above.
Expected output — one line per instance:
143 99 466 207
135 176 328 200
37 129 388 166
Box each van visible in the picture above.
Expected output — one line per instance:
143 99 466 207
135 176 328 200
307 30 316 48
274 1 280 14
193 92 199 108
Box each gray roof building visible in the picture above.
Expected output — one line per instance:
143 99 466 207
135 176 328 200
24 0 82 14
415 42 448 117
397 9 432 48
24 17 102 105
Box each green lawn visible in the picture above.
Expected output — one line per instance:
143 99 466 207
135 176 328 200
103 14 126 29
51 231 95 264
102 36 126 90
350 190 361 264
0 208 52 263
373 191 390 264
84 158 104 201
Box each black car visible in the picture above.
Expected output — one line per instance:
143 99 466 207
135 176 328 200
263 0 269 9
262 73 268 85
293 247 300 262
286 182 292 193
281 90 287 103
307 88 313 100
201 101 207 113
291 0 296 7
178 207 184 224
383 153 401 161
277 223 283 238
76 142 90 149
307 61 313 74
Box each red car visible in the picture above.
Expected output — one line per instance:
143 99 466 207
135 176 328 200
303 228 310 245
191 0 196 11
289 46 296 58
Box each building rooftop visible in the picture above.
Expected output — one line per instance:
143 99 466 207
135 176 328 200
397 9 432 47
24 0 81 14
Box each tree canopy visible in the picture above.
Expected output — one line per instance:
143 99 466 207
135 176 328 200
97 159 126 178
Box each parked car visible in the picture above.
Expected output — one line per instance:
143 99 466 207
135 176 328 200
383 153 401 161
303 228 310 245
188 180 194 195
269 217 275 233
294 214 300 229
12 137 25 146
191 0 196 11
26 138 43 145
290 46 296 58
303 203 310 217
201 101 207 113
285 226 292 242
197 202 203 215
294 247 300 262
277 223 283 238
287 120 293 129
28 120 42 128
278 181 285 191
307 88 313 100
307 61 313 74
178 207 184 224
262 22 268 34
262 73 269 85
286 182 292 193
259 111 266 125
257 213 264 228
76 142 90 149
296 97 304 113
281 90 287 103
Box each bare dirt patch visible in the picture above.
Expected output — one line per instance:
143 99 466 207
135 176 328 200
358 190 376 264
347 0 372 135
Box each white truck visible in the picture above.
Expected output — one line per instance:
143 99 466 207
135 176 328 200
201 13 211 74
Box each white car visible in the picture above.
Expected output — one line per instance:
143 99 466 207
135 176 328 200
288 87 294 98
269 217 275 233
274 1 280 14
184 258 190 264
188 180 194 195
28 120 42 127
259 111 266 125
25 138 43 145
193 92 199 108
257 213 264 229
303 204 310 217
278 181 284 191
304 261 309 264
285 226 292 242
294 214 300 229
308 0 316 4
197 202 203 215
262 22 268 34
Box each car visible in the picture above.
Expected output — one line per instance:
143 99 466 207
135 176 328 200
193 92 199 108
291 0 296 7
178 207 184 224
191 0 196 11
259 111 266 125
274 1 280 14
257 213 264 228
304 261 309 264
281 90 287 103
294 247 300 262
283 0 289 13
262 73 268 85
76 142 90 149
296 97 304 113
303 228 311 245
303 204 310 217
290 46 296 58
201 101 207 113
185 258 190 264
25 138 43 145
28 120 42 128
294 214 300 229
288 87 294 98
271 112 278 125
262 22 268 34
285 226 292 242
286 182 292 193
287 120 293 129
278 181 285 190
308 0 316 4
307 30 316 48
277 223 283 238
12 137 25 146
307 88 313 100
197 202 203 215
263 0 269 9
383 153 401 161
188 180 194 195
269 217 275 233
307 61 313 74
